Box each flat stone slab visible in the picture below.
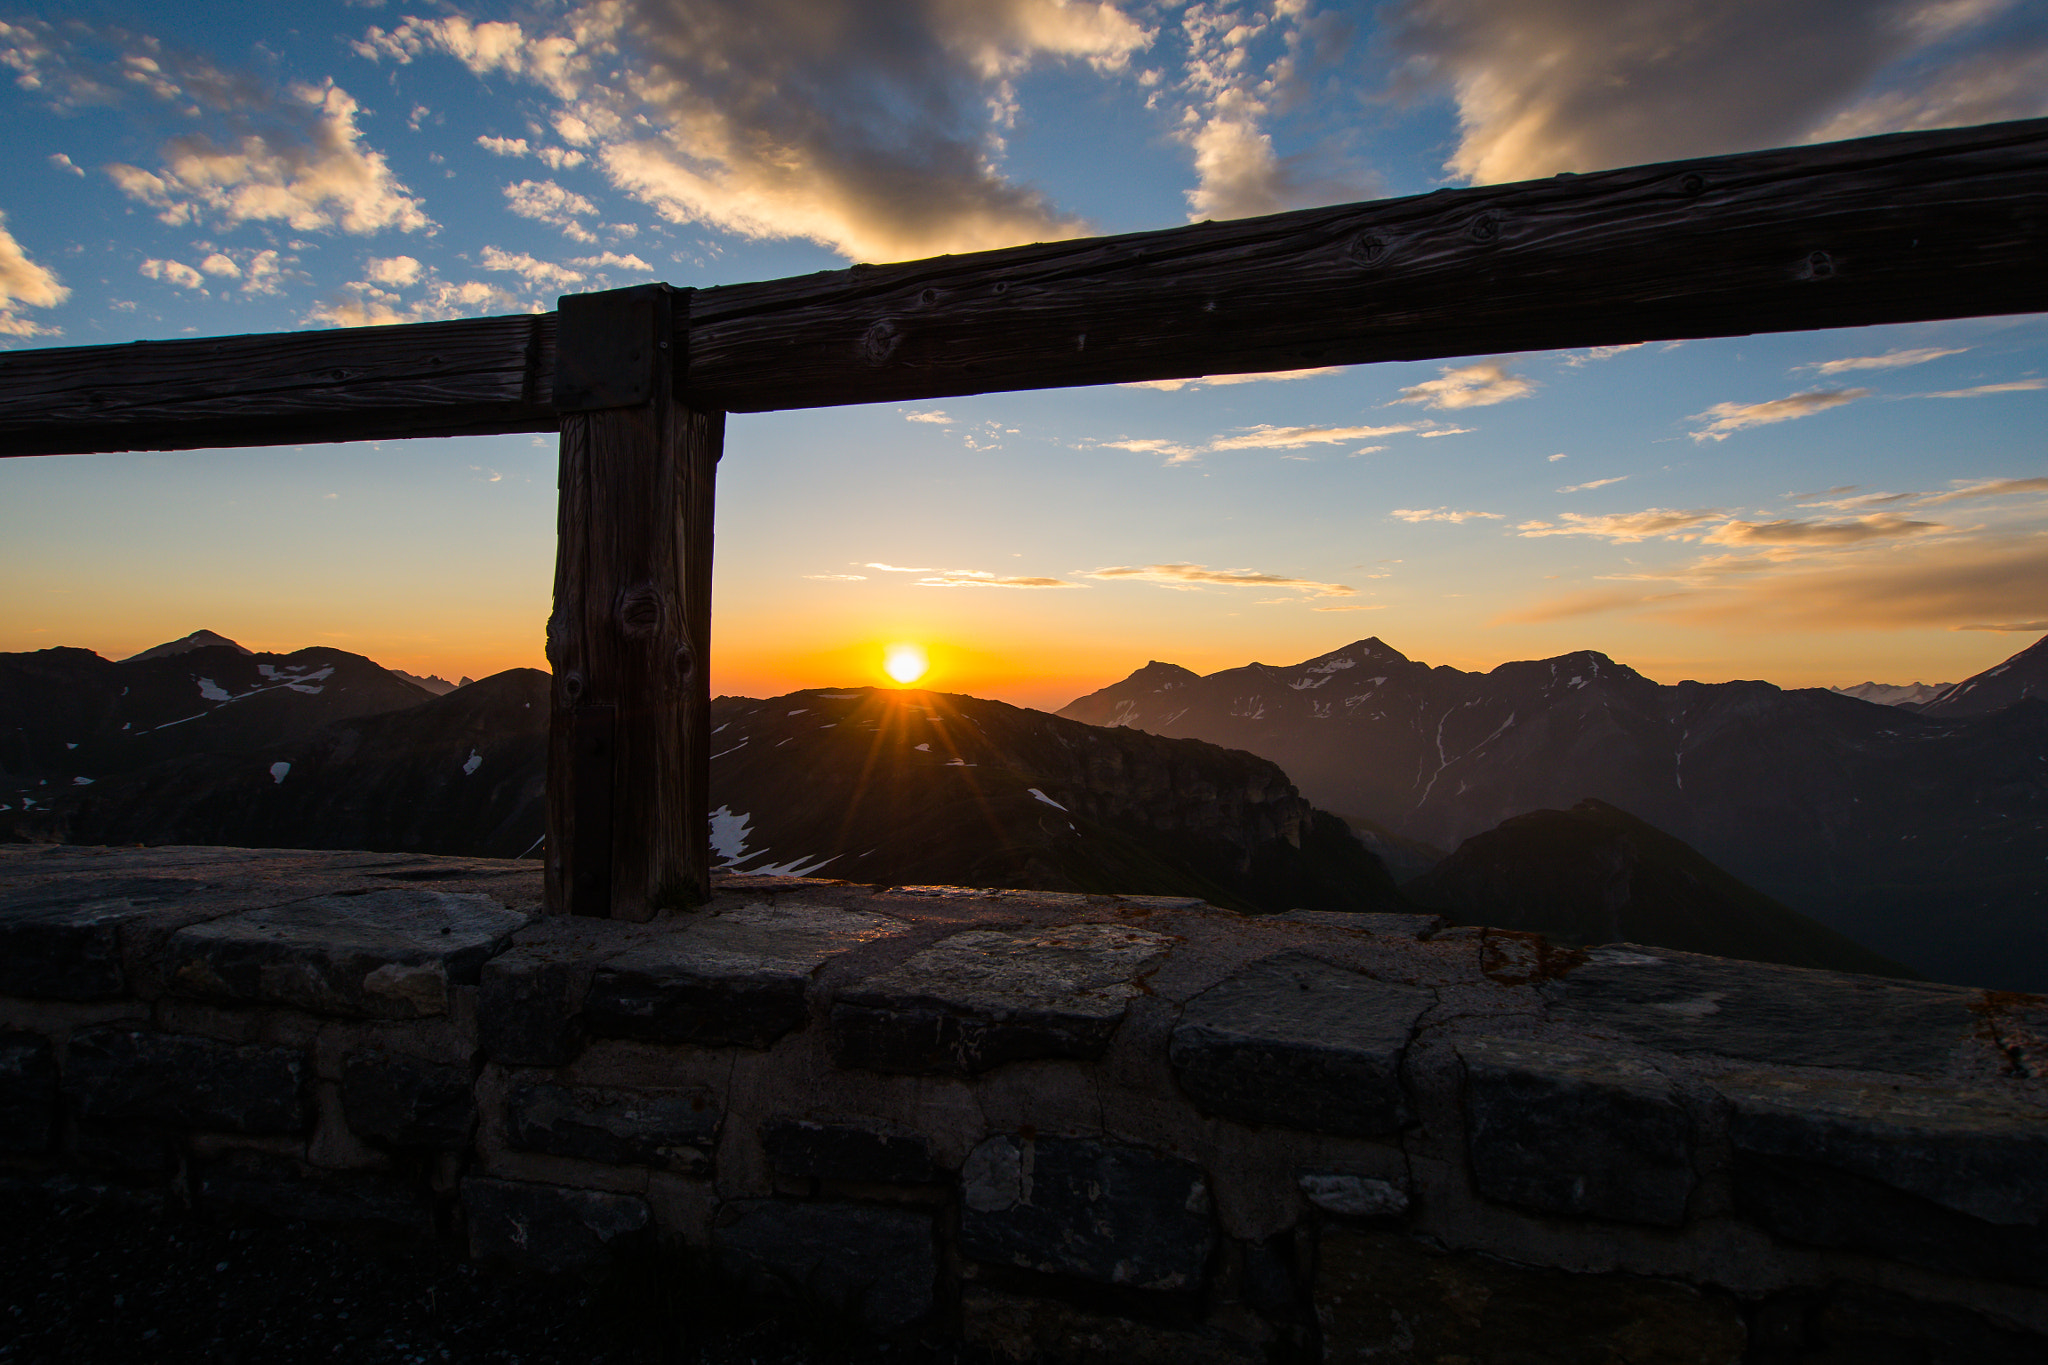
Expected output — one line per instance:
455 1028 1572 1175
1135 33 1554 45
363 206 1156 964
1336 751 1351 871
960 1135 1216 1292
1542 945 1982 1074
713 1199 936 1333
507 1081 719 1172
830 923 1175 1075
1460 1038 1696 1227
582 901 909 1048
1169 952 1433 1137
166 889 529 1018
64 1026 309 1134
340 1051 477 1149
0 876 218 999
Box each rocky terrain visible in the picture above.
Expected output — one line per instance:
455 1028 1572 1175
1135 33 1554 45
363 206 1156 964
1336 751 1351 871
1059 636 2048 991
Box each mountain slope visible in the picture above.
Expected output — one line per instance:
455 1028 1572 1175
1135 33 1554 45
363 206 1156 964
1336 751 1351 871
1059 636 2048 990
1407 798 1919 978
1917 633 2048 717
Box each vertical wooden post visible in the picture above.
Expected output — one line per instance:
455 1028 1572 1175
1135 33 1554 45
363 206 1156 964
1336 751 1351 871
545 284 720 918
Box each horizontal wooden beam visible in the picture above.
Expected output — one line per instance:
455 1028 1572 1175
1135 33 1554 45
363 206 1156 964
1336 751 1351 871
0 313 555 457
1 117 2044 455
686 117 2048 411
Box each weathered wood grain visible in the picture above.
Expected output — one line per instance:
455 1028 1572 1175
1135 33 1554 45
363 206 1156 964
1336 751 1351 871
685 118 2048 411
544 287 717 919
0 313 554 457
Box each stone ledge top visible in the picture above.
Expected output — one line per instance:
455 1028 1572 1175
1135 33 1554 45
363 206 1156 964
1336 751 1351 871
4 845 2043 1107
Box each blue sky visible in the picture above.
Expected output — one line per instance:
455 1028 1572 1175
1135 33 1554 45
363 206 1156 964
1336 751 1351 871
1 0 2045 707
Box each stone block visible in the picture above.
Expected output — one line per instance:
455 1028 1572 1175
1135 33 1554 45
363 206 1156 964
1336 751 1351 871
831 924 1174 1075
961 1287 1261 1365
0 876 215 999
712 1199 935 1333
339 1050 477 1149
1544 946 1980 1074
1316 1229 1746 1365
762 1115 936 1184
64 1026 309 1134
1723 1072 2048 1284
506 1080 718 1171
1168 952 1430 1137
478 941 598 1065
1298 1173 1408 1221
959 1135 1216 1292
0 1028 56 1155
462 1177 651 1277
166 889 528 1019
582 901 909 1048
1461 1038 1696 1227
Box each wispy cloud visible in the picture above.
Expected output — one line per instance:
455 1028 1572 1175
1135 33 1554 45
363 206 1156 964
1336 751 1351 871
1390 508 1502 524
139 257 204 290
1392 361 1535 410
1916 378 2048 399
1095 437 1200 464
1559 476 1629 493
504 179 598 243
1919 476 2048 505
915 570 1077 589
1208 423 1418 451
1689 388 1869 441
1120 366 1349 392
803 573 867 581
1699 513 1943 546
903 410 953 425
1516 508 1725 541
864 562 932 573
1807 346 1968 374
1655 537 2048 633
1081 563 1355 597
1312 603 1388 612
478 246 586 291
1493 588 1691 625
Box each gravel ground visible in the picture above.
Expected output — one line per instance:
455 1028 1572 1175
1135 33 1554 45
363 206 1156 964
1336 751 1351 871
0 1179 996 1365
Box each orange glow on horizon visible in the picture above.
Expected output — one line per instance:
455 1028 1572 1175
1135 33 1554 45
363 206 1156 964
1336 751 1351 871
883 642 930 685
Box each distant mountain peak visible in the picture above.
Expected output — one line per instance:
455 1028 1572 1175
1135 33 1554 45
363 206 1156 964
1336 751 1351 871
123 630 250 662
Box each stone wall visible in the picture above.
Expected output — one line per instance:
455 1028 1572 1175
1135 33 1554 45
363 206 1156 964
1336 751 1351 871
2 842 2045 1363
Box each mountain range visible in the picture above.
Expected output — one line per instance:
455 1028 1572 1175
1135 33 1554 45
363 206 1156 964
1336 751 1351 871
1058 634 2048 991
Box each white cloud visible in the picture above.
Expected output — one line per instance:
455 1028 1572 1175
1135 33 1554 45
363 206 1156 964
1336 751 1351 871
569 252 653 273
1080 563 1356 597
1558 475 1629 493
106 79 430 235
306 270 520 328
47 152 84 176
864 562 933 573
1416 426 1475 437
477 135 531 157
1808 346 1968 374
804 573 868 581
356 15 584 101
140 257 205 290
0 210 68 337
1382 0 2030 185
365 255 422 287
1690 388 1870 441
1389 508 1502 523
1096 437 1200 465
197 253 239 278
1392 361 1535 410
478 246 587 291
1515 508 1725 541
504 179 598 243
904 410 953 425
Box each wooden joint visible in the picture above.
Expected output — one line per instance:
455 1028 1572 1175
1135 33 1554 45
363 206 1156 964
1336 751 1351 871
553 283 686 411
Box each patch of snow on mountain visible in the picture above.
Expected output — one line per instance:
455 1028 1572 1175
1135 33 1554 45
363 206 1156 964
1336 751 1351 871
739 852 840 877
788 708 808 715
711 741 748 760
1111 699 1140 726
946 758 976 766
196 677 231 702
1288 674 1333 690
915 743 931 751
269 762 290 784
1306 656 1357 675
64 742 77 750
462 750 482 776
71 776 93 786
708 805 753 865
1028 788 1068 811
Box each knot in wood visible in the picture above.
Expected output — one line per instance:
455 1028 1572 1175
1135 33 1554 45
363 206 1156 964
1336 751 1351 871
616 581 671 639
1800 250 1836 280
1679 173 1706 197
1469 214 1502 243
1349 234 1388 266
562 670 587 703
919 287 939 305
673 645 697 687
992 281 1009 295
860 319 902 367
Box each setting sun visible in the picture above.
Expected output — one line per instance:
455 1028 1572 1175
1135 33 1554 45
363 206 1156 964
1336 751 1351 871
883 642 929 685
